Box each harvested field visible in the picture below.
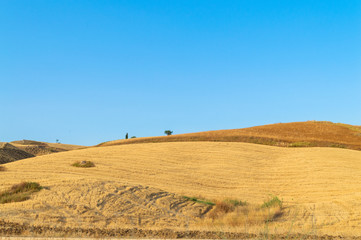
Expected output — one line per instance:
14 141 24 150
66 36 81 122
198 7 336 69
98 121 361 150
0 181 210 230
1 142 361 237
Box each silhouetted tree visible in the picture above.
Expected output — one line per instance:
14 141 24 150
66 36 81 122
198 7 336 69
125 133 128 139
164 130 173 136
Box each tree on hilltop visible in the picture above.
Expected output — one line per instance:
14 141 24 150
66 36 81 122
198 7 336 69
164 130 173 136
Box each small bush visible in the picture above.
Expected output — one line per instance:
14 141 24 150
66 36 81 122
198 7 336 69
261 196 283 209
0 182 42 204
72 161 95 168
0 166 6 171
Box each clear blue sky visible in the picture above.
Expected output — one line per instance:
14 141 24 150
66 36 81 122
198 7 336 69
1 0 360 146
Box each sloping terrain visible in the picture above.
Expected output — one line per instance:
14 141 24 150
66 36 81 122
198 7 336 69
1 142 361 237
0 181 210 230
99 121 361 150
0 143 34 164
11 140 84 156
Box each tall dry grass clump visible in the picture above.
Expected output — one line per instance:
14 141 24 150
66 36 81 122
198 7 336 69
0 182 42 204
203 197 283 227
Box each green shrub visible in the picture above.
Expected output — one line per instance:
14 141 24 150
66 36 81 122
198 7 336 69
0 182 42 204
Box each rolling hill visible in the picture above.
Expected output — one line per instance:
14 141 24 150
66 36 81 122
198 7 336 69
0 140 85 165
98 121 361 150
0 142 35 164
1 141 361 237
11 140 85 156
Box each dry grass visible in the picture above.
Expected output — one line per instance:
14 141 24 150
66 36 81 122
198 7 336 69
204 202 282 228
0 166 6 171
201 196 282 228
98 121 361 150
1 142 361 236
0 182 42 204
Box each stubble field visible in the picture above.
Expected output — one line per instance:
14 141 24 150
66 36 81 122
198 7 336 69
1 141 361 238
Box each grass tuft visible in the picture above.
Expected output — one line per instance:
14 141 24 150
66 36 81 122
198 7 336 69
0 182 42 204
0 166 6 171
261 196 283 209
225 199 247 206
72 161 95 168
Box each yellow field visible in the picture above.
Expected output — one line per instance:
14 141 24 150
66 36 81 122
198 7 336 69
1 142 361 236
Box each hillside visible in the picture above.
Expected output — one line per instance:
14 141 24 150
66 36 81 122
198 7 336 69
98 121 361 150
1 142 361 237
11 140 85 156
0 143 35 164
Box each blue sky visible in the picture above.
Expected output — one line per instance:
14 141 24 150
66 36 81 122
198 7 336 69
1 0 360 146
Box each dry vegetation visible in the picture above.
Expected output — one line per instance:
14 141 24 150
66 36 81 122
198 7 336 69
98 121 361 150
0 182 42 204
71 161 95 168
1 141 361 237
203 197 283 228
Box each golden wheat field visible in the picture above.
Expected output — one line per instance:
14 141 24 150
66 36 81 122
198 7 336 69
1 141 361 237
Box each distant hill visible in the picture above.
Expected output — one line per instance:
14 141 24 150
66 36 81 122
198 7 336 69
11 140 85 156
0 140 85 164
0 142 34 164
98 121 361 150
